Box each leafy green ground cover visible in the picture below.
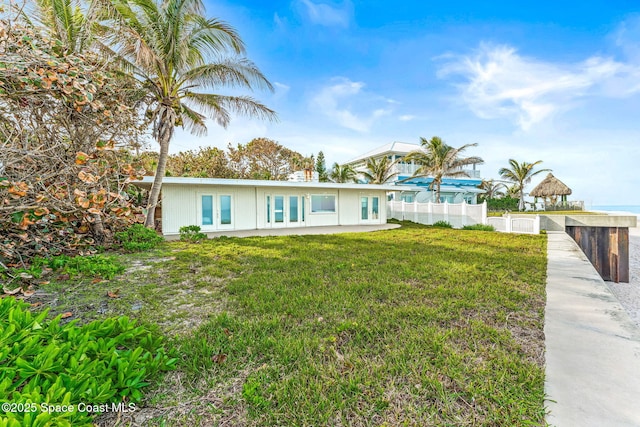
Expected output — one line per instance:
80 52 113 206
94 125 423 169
17 222 547 426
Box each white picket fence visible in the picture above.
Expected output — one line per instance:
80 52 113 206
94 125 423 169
486 215 541 234
387 201 540 234
387 200 486 229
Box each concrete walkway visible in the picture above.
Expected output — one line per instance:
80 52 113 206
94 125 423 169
165 223 401 240
545 232 640 426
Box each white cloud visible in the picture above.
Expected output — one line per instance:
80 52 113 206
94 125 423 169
273 12 287 29
398 115 416 121
310 77 392 132
299 0 352 28
614 15 640 62
273 82 291 100
438 43 640 130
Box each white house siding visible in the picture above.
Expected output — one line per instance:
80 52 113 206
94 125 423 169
161 185 257 235
161 185 197 235
157 181 390 235
338 189 388 225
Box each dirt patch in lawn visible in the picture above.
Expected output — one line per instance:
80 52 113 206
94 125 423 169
29 254 233 336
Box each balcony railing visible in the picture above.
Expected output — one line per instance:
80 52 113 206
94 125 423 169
392 163 481 179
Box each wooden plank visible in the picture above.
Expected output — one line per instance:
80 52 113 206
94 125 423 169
597 227 611 281
609 228 618 283
618 228 629 283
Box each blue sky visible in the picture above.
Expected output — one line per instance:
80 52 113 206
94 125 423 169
172 0 640 205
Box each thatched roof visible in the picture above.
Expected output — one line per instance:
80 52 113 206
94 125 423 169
530 173 572 197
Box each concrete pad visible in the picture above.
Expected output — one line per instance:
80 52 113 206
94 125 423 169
164 223 401 240
545 232 640 427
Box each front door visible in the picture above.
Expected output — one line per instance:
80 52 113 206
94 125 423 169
359 196 380 224
266 194 306 228
199 193 234 231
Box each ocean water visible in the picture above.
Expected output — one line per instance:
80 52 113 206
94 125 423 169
591 206 640 225
591 205 640 216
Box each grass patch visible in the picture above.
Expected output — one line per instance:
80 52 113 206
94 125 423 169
462 224 496 231
30 222 547 426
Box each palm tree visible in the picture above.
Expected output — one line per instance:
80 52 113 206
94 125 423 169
478 179 505 199
101 0 277 226
23 0 91 54
404 136 483 203
499 159 551 211
329 163 357 183
361 157 396 184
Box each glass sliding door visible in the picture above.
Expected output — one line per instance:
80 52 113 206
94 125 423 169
265 194 306 228
219 195 232 228
360 195 381 224
199 193 234 230
202 195 213 226
274 196 284 224
266 196 271 224
361 197 369 220
289 196 298 223
372 197 379 219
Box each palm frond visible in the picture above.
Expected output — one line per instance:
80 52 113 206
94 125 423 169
179 60 274 92
180 104 207 136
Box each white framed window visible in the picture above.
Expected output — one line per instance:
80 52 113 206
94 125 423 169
311 195 336 213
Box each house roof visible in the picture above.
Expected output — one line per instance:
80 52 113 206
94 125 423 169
343 141 419 164
530 173 572 197
134 176 400 191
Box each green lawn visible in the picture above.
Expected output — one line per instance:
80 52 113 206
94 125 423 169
37 222 548 426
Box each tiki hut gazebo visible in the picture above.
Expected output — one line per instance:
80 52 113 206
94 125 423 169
530 173 572 208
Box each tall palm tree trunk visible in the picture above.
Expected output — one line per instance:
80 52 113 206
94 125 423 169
145 111 174 227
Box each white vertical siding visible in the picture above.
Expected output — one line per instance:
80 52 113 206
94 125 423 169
160 183 389 235
162 185 197 235
232 187 257 230
339 189 358 225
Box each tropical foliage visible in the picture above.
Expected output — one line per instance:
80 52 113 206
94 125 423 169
165 146 233 178
315 151 329 182
329 163 357 183
98 0 277 226
478 179 505 199
405 136 483 203
361 156 396 184
0 297 175 427
499 159 551 211
227 138 304 180
0 22 146 264
485 196 520 212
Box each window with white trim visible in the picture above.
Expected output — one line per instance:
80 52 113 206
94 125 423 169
311 195 336 213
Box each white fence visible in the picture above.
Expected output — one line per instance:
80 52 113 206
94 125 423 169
486 215 540 234
387 201 541 234
387 200 486 229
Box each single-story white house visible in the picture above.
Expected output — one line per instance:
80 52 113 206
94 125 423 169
136 177 398 236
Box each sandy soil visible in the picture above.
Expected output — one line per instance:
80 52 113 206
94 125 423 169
605 226 640 328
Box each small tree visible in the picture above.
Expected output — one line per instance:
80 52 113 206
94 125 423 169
99 0 277 227
329 163 358 183
404 137 483 203
499 160 551 211
478 179 505 200
362 157 396 184
315 151 329 182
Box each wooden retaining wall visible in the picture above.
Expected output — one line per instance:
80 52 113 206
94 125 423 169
565 226 629 283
